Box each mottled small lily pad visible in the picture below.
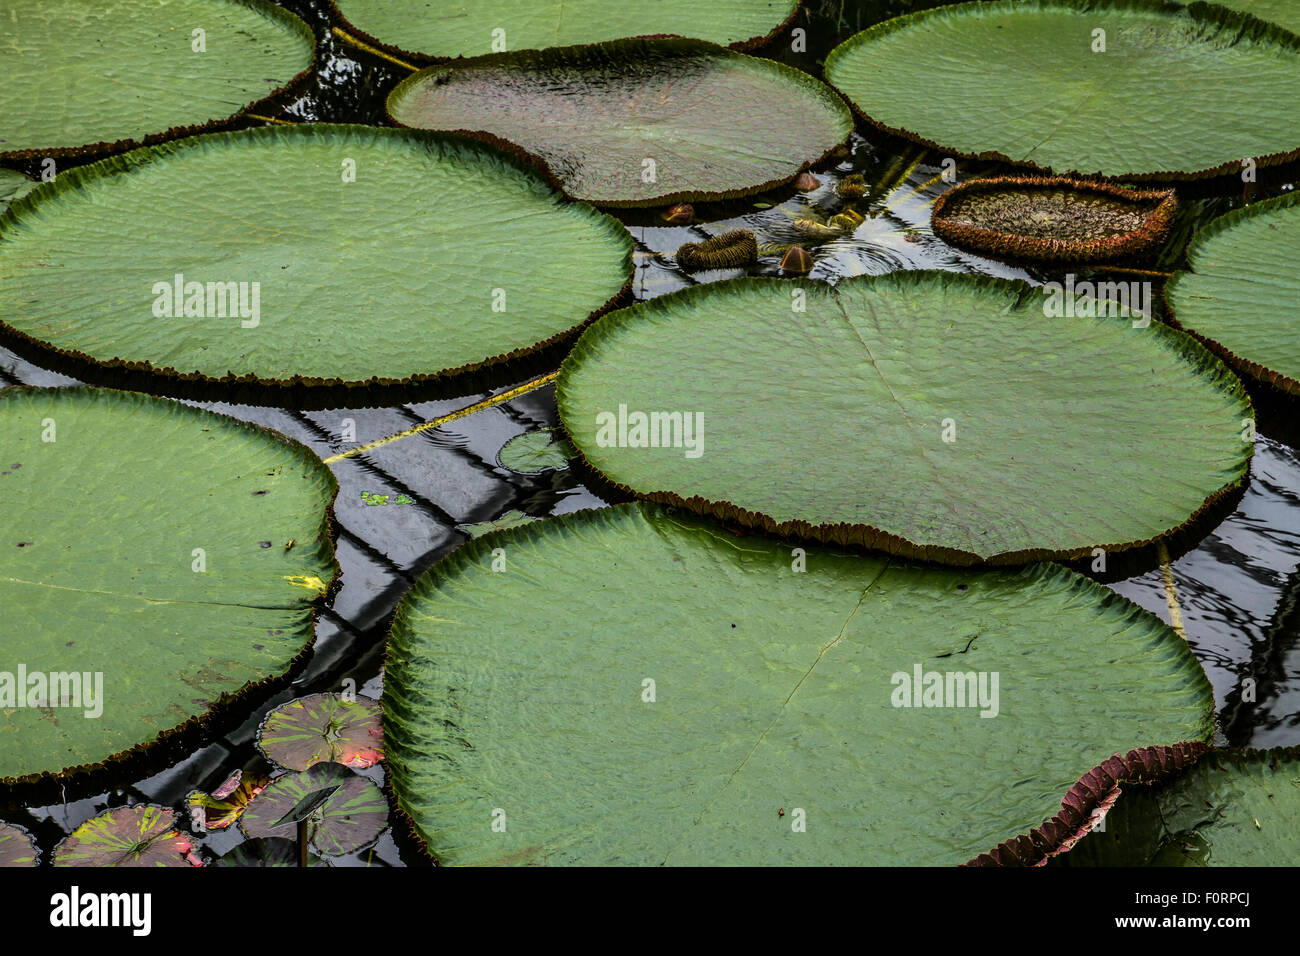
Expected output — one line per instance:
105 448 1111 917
257 693 384 771
497 429 575 475
54 806 203 867
187 770 271 831
0 822 38 867
240 763 388 856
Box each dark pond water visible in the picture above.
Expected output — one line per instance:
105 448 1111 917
0 0 1296 865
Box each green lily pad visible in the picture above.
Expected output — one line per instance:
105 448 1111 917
187 770 271 831
1165 193 1300 396
213 836 324 867
0 823 38 867
388 38 853 206
1215 0 1300 37
0 0 313 159
331 0 797 59
556 272 1253 564
497 429 575 474
0 387 339 787
823 0 1300 180
0 169 39 216
257 693 385 771
0 125 632 390
384 504 1213 865
54 806 202 867
240 763 388 856
1060 747 1300 866
460 510 540 539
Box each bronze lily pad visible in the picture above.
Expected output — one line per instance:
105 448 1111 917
931 176 1177 263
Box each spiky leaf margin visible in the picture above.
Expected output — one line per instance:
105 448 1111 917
930 176 1177 263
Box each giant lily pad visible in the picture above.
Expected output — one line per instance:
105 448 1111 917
556 272 1253 564
0 0 313 159
1165 193 1300 396
1215 0 1300 37
0 387 339 787
54 806 202 867
240 763 388 856
1059 747 1300 866
0 125 632 390
257 693 384 771
384 503 1213 866
388 39 853 206
823 0 1300 180
331 0 798 59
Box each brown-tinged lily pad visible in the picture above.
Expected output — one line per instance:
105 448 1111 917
53 806 203 867
388 38 853 207
257 693 384 771
931 176 1177 263
0 822 38 867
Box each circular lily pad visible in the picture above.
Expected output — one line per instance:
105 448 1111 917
0 822 38 867
556 272 1253 564
332 0 797 59
240 763 388 856
384 503 1213 866
0 125 632 391
54 806 202 867
257 693 384 771
0 387 339 787
496 429 575 475
388 38 853 206
823 0 1300 180
930 176 1177 263
0 0 313 159
1165 193 1300 396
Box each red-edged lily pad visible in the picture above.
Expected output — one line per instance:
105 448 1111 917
257 693 385 771
54 806 202 867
